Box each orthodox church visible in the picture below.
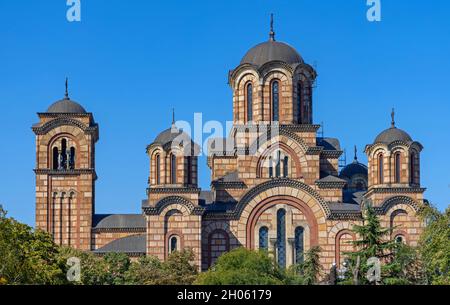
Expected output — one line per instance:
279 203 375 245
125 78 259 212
32 19 426 271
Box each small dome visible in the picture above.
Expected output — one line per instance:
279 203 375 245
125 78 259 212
374 127 412 144
340 161 368 179
46 98 86 114
240 40 303 67
153 125 190 145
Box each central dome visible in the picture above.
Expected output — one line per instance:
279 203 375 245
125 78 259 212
240 40 303 67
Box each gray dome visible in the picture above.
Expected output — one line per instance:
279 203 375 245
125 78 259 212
374 127 412 144
47 98 86 114
340 161 368 179
154 126 189 145
240 40 303 66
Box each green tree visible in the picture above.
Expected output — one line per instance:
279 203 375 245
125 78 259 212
125 249 197 285
418 205 450 285
195 248 288 285
382 243 425 285
103 252 130 285
343 203 397 285
124 255 164 285
0 206 64 284
288 246 323 285
57 247 109 285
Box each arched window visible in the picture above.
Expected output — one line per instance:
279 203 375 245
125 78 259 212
272 81 279 121
246 83 253 122
410 153 415 184
156 154 161 184
283 156 289 177
275 151 281 177
259 226 269 250
304 84 312 123
61 139 67 169
186 157 192 185
297 82 302 124
170 154 177 184
395 235 405 244
295 226 304 264
169 235 178 253
276 209 286 268
395 153 401 183
269 157 273 178
378 154 384 184
52 147 59 170
69 147 76 170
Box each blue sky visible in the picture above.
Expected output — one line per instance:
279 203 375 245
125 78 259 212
0 0 449 225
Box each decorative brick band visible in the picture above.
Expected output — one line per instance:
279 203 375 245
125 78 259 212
91 228 146 233
234 178 331 219
34 168 96 177
374 195 421 215
211 181 247 189
320 150 344 159
146 187 201 194
32 117 99 139
143 195 205 216
315 181 347 189
367 187 426 194
327 212 362 220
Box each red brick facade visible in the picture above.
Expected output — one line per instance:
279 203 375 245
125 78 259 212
34 30 426 272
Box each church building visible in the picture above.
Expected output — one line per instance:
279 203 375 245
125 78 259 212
32 19 427 271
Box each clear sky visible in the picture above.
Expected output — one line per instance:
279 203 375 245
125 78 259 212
0 0 449 226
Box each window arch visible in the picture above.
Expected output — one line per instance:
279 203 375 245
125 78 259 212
187 156 193 185
246 82 253 122
275 151 281 177
155 154 161 184
395 235 405 244
297 82 302 124
410 152 415 184
294 226 304 264
394 153 401 183
259 226 269 250
61 139 67 169
378 153 384 184
169 235 179 253
69 147 76 170
269 157 273 178
276 209 286 268
271 80 279 121
170 154 177 184
283 156 289 177
52 147 59 170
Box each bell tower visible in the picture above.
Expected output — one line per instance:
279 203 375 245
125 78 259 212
32 80 99 250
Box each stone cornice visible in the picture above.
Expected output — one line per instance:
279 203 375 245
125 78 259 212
34 168 97 179
37 112 93 118
306 146 323 155
91 227 146 233
146 186 201 195
320 150 344 159
281 124 321 133
366 187 426 196
327 212 363 221
211 181 247 189
315 181 346 189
